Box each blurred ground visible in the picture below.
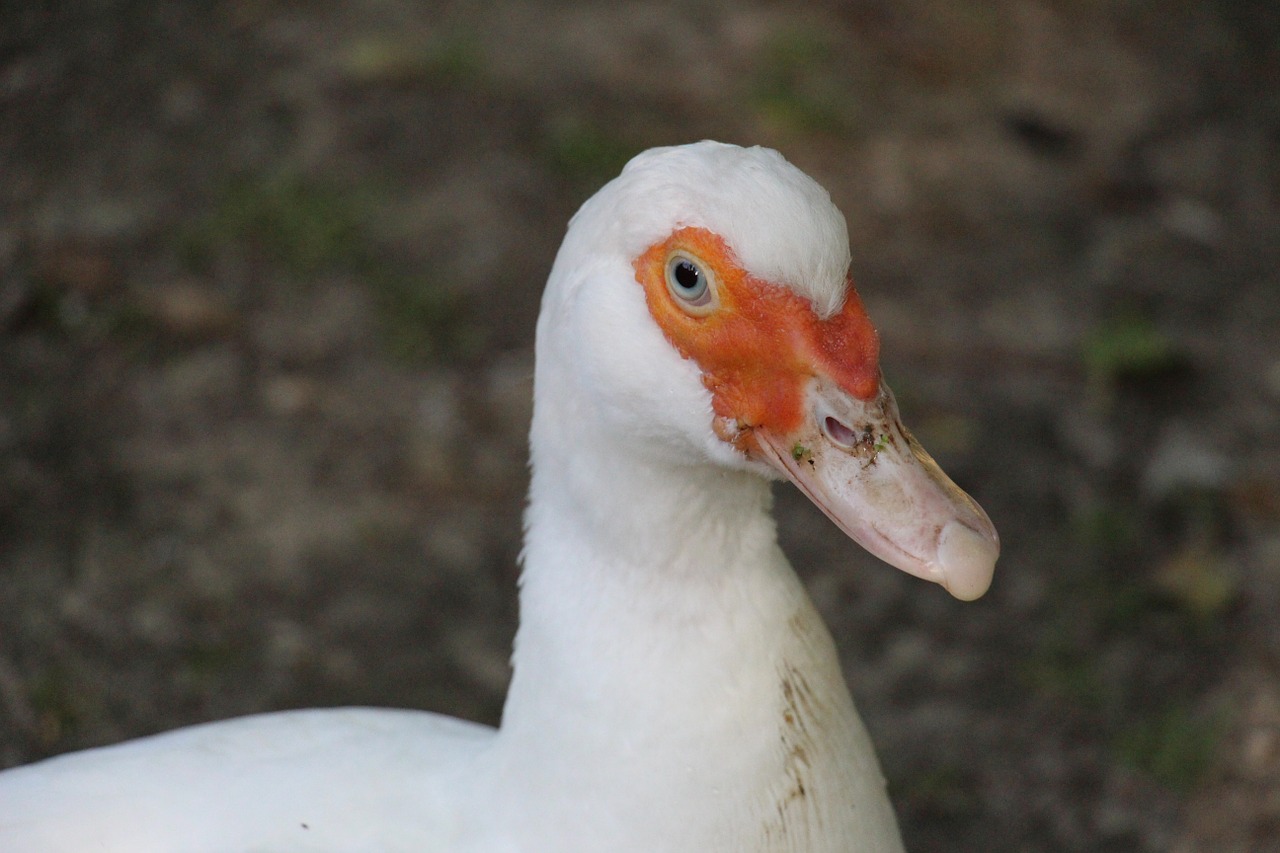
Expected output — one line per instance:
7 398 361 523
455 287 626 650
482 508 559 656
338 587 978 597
2 1 1279 850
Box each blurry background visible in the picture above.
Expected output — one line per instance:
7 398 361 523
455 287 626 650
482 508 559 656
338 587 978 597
1 1 1278 849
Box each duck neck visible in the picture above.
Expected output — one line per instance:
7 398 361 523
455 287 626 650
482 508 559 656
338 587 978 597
488 396 892 850
506 424 799 732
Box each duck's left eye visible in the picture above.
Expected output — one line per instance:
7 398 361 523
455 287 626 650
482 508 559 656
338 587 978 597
665 255 715 314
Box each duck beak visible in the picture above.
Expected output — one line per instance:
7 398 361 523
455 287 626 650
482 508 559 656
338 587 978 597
754 376 999 600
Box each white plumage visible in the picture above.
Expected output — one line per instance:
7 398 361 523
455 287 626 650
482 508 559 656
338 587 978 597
0 141 998 852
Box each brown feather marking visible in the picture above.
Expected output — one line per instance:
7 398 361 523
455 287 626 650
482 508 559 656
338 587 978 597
761 660 825 849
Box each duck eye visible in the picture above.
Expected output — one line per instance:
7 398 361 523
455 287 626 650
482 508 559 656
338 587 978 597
672 260 702 292
665 254 715 313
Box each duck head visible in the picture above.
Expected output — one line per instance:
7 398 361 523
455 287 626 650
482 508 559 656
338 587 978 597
537 141 999 600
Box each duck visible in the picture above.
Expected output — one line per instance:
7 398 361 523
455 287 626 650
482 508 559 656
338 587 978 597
0 141 999 852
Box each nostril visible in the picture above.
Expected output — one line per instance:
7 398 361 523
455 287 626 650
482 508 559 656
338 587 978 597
823 416 857 449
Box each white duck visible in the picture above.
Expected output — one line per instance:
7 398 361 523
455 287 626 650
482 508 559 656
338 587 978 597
0 141 998 852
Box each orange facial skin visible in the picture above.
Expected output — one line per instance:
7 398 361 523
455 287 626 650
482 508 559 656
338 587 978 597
633 227 881 454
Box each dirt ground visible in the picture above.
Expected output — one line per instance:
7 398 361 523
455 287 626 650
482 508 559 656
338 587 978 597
2 1 1279 850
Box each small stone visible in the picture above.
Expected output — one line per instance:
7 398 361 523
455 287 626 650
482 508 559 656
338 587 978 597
1160 197 1225 248
1242 724 1280 777
261 375 323 417
1143 423 1232 498
143 281 237 340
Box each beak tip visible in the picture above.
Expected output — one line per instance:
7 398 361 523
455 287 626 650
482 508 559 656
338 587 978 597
937 520 999 601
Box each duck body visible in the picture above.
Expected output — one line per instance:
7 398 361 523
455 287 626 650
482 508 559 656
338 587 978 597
0 709 492 851
0 142 998 852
